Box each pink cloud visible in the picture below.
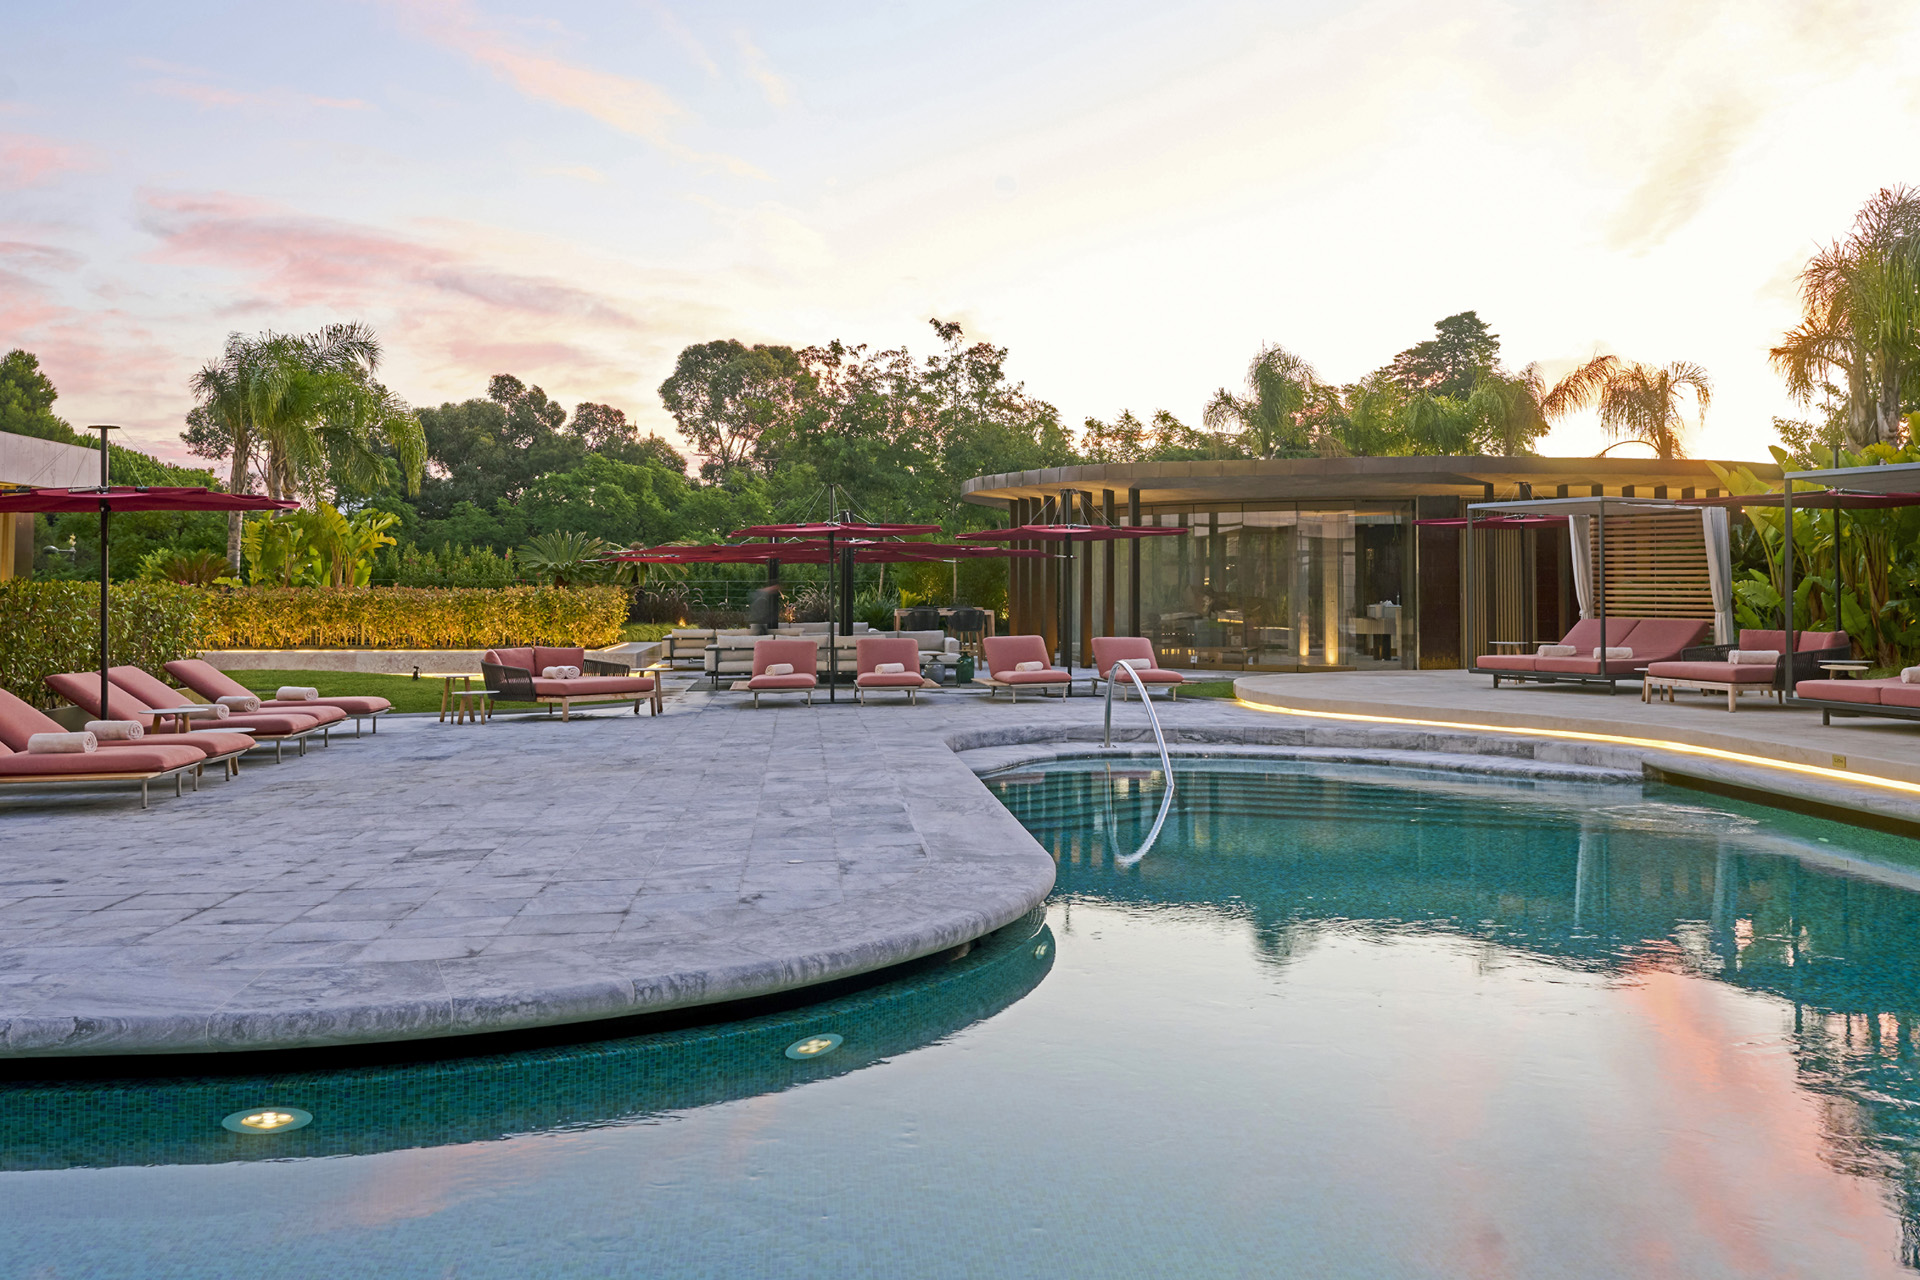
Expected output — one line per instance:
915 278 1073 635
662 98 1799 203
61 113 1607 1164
139 78 371 111
0 134 84 186
383 0 761 177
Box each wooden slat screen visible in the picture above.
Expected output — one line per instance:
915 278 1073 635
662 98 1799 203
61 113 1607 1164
1591 513 1713 619
1469 527 1539 648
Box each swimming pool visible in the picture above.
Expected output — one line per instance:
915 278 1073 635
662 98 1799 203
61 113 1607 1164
8 758 1920 1278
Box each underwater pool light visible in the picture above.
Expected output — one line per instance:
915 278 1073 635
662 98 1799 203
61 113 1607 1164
785 1034 843 1060
222 1107 313 1134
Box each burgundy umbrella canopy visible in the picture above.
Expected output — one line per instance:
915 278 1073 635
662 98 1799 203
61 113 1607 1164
956 523 1190 543
0 484 298 720
729 522 942 538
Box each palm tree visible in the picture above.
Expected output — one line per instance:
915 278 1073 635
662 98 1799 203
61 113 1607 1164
1543 355 1711 460
193 325 425 571
1771 186 1920 447
1466 365 1550 456
1203 344 1320 458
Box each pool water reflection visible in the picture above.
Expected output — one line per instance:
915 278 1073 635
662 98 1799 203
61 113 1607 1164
7 760 1920 1278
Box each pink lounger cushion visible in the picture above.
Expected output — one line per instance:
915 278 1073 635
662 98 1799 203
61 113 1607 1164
164 659 393 716
0 746 205 776
1644 661 1777 683
981 635 1069 683
1793 678 1887 704
107 665 347 729
1092 638 1186 685
1532 656 1642 675
747 639 820 691
1880 683 1920 709
529 676 654 697
856 673 925 688
45 671 323 739
1478 655 1537 671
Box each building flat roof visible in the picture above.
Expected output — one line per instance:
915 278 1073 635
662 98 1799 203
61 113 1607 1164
961 454 1781 507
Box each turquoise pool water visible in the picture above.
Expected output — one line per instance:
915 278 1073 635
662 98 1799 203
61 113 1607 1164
9 759 1920 1277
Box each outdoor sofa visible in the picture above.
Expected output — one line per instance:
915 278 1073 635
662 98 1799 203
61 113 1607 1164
1091 637 1185 700
47 669 335 762
165 658 391 736
1790 663 1920 727
1642 629 1850 712
480 646 659 721
854 637 930 705
1473 617 1709 693
0 687 216 807
745 638 820 707
975 635 1072 701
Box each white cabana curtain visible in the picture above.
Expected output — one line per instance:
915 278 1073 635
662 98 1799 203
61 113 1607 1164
1568 514 1593 619
1701 507 1733 644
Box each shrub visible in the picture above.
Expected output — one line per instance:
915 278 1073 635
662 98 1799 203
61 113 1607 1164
196 586 628 651
0 580 208 709
377 542 518 588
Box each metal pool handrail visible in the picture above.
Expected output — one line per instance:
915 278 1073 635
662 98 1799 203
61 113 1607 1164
1102 660 1176 867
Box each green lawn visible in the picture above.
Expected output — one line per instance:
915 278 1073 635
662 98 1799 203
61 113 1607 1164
1179 679 1241 699
621 622 675 643
222 669 457 714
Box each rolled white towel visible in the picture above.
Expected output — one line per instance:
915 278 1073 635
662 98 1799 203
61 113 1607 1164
28 731 95 754
874 662 907 674
85 720 143 741
1902 666 1920 684
1117 657 1150 670
1591 647 1634 660
1014 660 1046 672
763 662 795 677
1536 644 1577 657
276 686 319 702
216 694 261 712
175 703 230 720
1729 649 1780 665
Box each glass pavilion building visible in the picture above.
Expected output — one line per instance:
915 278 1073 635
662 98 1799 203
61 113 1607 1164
960 455 1781 672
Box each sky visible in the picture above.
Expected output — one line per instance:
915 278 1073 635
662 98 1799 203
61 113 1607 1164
4 0 1919 468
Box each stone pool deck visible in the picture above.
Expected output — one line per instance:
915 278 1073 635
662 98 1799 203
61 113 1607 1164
7 670 1920 1059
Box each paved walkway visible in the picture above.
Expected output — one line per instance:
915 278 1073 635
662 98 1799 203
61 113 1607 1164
9 669 1920 1060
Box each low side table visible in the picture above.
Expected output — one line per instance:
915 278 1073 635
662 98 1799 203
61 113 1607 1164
1818 662 1872 678
450 688 492 724
420 672 478 723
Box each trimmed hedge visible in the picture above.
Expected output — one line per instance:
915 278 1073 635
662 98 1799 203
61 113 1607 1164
0 580 208 709
198 586 628 651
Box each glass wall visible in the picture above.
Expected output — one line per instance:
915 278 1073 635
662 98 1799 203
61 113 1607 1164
1099 502 1413 671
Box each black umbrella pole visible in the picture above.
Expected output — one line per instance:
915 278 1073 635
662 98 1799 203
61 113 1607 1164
99 503 110 720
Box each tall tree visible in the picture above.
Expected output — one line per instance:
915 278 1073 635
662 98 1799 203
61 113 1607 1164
657 340 808 477
1387 311 1501 399
1771 186 1920 448
1543 355 1710 460
1465 365 1551 456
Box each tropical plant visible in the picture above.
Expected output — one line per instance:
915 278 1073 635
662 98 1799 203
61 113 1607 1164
1203 344 1321 459
1771 186 1920 448
1543 355 1711 460
1465 365 1551 456
135 547 228 586
517 531 615 586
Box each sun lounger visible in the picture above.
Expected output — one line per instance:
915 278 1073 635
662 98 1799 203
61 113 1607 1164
1091 637 1184 700
855 637 928 705
480 646 658 721
976 636 1072 702
745 638 820 707
1791 662 1920 726
164 658 391 736
45 670 330 762
1642 629 1849 711
0 689 212 807
1473 617 1708 693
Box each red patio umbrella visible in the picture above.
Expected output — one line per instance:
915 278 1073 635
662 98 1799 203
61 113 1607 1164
0 482 298 720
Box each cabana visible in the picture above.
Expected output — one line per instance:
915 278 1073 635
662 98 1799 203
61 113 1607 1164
1459 496 1724 693
1764 461 1920 725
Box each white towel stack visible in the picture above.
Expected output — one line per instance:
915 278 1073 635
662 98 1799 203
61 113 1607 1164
1729 649 1780 665
1536 644 1576 657
540 666 582 679
1901 667 1920 684
216 694 261 712
28 731 95 754
277 686 320 701
85 720 143 741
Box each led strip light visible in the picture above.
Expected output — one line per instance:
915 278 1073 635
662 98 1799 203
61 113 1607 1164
1233 698 1920 799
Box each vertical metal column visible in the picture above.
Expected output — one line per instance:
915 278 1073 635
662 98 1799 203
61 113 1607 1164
1079 491 1096 668
1102 489 1116 642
